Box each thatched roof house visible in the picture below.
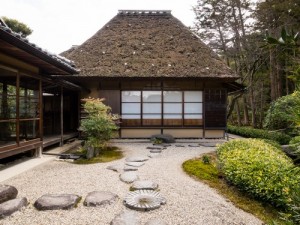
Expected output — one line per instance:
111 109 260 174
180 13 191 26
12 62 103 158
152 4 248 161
62 10 241 139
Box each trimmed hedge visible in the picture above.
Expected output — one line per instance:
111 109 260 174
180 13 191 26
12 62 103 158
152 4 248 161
217 139 300 208
227 125 291 145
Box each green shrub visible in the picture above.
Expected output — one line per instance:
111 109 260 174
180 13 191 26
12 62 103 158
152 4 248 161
227 125 291 145
289 136 300 165
264 91 300 134
217 139 300 209
202 155 211 164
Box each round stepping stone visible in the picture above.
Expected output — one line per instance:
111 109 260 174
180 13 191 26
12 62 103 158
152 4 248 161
123 166 138 171
130 180 158 191
188 144 199 147
199 143 217 147
125 162 145 167
34 194 81 211
124 190 166 211
150 149 162 153
147 147 162 150
0 185 18 204
0 197 28 218
107 165 123 172
148 153 160 158
125 156 149 162
145 218 168 225
111 210 139 225
84 191 118 207
120 172 139 183
175 144 185 147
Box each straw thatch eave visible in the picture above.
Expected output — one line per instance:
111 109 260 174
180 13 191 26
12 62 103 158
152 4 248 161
61 10 238 79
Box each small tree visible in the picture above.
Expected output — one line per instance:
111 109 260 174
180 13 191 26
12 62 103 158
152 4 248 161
80 98 119 157
2 17 33 37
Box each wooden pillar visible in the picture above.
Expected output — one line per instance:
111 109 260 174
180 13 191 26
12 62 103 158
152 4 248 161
39 79 43 154
16 73 20 145
60 86 63 146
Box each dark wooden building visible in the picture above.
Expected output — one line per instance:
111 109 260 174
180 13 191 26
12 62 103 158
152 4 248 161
0 19 80 159
62 10 240 139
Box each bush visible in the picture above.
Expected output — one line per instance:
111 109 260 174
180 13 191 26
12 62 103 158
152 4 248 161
288 136 300 165
217 139 300 209
80 98 119 156
227 125 291 145
264 91 300 134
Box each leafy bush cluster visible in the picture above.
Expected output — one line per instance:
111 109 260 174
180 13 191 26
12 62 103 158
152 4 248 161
217 139 300 210
263 91 300 135
227 125 291 145
289 136 300 165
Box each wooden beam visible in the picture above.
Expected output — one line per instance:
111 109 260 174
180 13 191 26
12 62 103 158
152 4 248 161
60 86 63 146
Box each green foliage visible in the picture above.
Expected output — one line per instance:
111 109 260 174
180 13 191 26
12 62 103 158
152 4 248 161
151 138 163 145
202 155 211 164
264 91 300 134
217 139 300 209
228 125 291 145
2 17 32 37
289 136 300 165
80 98 119 150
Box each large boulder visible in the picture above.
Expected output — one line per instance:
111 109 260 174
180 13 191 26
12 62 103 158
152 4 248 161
151 134 175 143
110 210 139 225
84 191 118 207
34 194 81 211
0 185 18 204
0 197 28 218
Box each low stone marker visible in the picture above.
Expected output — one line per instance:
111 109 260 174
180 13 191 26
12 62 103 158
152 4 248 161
34 194 81 210
145 218 168 225
130 180 158 191
0 185 18 204
111 210 139 225
125 162 145 167
125 156 149 162
84 191 118 207
120 172 139 183
124 190 166 211
0 197 28 218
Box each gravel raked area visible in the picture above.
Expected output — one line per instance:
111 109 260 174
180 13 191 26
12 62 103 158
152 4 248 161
0 142 263 225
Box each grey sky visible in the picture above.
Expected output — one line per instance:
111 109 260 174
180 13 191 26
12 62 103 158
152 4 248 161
1 0 197 54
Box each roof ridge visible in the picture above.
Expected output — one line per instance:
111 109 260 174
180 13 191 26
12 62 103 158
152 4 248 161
118 10 172 16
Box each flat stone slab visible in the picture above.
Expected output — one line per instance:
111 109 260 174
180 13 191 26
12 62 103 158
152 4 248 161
123 166 138 171
111 210 139 225
125 156 149 162
0 185 18 204
175 144 185 147
131 180 158 191
84 191 118 207
147 147 163 150
107 164 123 172
148 153 161 158
145 218 168 225
125 162 145 167
34 194 81 211
0 197 28 218
124 190 166 211
188 144 199 147
120 172 139 183
150 149 162 153
199 143 217 147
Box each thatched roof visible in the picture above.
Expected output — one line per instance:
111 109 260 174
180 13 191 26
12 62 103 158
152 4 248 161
61 10 237 79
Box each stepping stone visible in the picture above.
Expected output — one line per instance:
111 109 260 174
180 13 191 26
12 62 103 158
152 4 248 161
145 218 168 225
0 185 18 204
188 144 199 147
111 210 139 225
84 191 118 207
153 144 171 147
34 194 81 211
150 149 162 153
147 147 163 150
175 144 185 147
151 134 175 143
0 197 28 218
124 190 166 211
199 143 217 147
120 172 139 183
148 153 161 158
130 180 158 191
125 162 145 167
107 164 123 172
125 156 149 162
123 166 138 171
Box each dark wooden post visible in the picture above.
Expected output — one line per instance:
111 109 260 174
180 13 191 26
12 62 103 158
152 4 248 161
60 86 63 146
16 73 20 145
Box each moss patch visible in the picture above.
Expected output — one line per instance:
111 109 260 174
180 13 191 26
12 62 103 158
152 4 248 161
182 153 288 225
73 146 123 164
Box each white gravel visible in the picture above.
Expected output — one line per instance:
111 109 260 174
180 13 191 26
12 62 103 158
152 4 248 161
0 142 262 225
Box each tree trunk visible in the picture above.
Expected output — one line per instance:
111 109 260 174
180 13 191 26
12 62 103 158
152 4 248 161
270 49 277 101
236 99 242 126
242 96 249 125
